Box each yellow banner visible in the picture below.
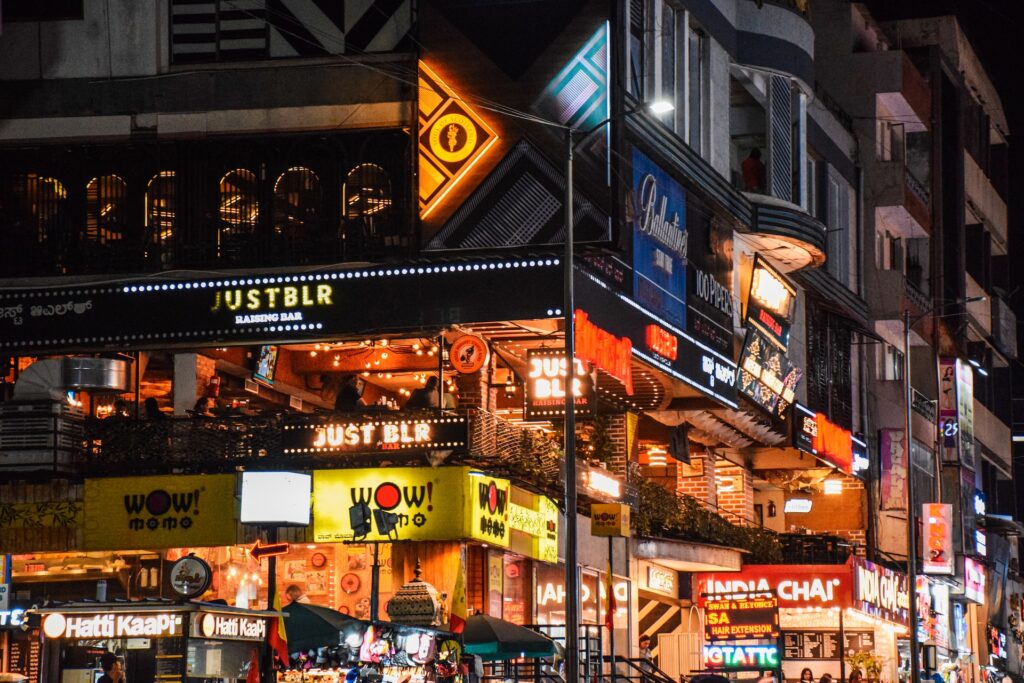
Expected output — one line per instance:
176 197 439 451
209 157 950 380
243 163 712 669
509 490 559 563
467 475 511 547
314 467 476 543
83 474 238 551
591 503 631 538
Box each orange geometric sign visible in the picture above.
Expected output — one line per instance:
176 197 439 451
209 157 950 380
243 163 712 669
418 62 498 218
575 309 634 395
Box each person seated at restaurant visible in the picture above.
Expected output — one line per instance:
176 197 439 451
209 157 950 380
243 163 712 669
190 396 216 417
285 584 310 604
335 375 366 412
144 396 168 420
405 376 440 409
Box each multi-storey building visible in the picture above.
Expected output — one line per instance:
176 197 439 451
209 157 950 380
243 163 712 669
0 2 1016 683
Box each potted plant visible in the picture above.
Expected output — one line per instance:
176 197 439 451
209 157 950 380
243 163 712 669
847 651 882 682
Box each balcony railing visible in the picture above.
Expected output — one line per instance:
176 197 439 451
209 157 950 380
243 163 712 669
778 532 859 565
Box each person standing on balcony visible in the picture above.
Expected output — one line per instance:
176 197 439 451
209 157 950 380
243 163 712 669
742 148 767 193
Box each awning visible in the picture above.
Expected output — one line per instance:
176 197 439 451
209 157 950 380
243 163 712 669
633 537 744 573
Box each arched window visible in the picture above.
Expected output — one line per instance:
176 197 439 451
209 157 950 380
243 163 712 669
4 173 68 274
344 164 392 223
273 166 321 237
146 171 176 265
85 174 128 244
218 168 259 259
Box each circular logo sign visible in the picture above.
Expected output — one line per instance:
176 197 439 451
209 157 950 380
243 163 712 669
449 335 489 374
169 555 212 599
43 612 67 638
201 613 218 638
428 113 478 164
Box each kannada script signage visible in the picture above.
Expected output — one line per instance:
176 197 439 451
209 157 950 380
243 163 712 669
83 474 237 551
0 258 562 355
922 503 954 575
508 492 559 563
283 416 467 455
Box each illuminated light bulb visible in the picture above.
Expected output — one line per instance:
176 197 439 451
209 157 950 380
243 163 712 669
431 346 438 353
333 360 340 367
380 339 388 346
427 350 435 357
362 371 370 377
420 377 427 384
363 339 372 346
377 373 384 378
374 360 380 366
365 362 372 369
310 351 318 357
386 373 393 379
412 343 420 350
416 350 424 356
381 352 389 360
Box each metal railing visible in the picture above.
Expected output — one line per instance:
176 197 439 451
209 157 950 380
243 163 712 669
778 532 858 564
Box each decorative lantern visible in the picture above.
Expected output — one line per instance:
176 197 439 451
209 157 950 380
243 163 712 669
387 560 444 627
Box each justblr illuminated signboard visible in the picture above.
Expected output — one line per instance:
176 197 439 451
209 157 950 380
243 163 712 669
283 416 467 455
703 644 780 670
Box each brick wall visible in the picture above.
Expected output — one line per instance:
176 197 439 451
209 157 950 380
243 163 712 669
716 464 754 526
675 453 718 510
455 370 494 410
605 413 629 477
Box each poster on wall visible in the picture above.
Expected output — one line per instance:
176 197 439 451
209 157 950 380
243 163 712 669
922 504 954 574
879 429 907 511
686 204 734 355
737 327 801 416
939 358 975 470
631 147 688 328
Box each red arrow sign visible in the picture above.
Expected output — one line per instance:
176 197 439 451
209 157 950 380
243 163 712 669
250 540 290 562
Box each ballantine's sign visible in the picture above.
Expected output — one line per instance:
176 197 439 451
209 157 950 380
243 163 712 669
852 557 910 627
43 612 183 639
575 309 633 395
637 172 687 258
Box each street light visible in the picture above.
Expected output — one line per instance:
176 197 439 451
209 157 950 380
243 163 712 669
561 97 674 683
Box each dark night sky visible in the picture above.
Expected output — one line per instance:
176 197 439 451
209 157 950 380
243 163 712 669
864 0 1024 305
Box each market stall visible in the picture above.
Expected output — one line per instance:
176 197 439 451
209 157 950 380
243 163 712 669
34 601 277 683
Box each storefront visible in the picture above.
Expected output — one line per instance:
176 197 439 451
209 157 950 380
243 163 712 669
1 606 38 683
34 602 275 683
695 558 910 682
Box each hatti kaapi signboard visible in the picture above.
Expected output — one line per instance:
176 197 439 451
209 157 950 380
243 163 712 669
704 595 780 640
42 612 184 639
192 613 267 641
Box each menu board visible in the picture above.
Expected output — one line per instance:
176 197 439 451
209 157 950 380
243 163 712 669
782 631 875 660
783 632 839 660
8 631 42 683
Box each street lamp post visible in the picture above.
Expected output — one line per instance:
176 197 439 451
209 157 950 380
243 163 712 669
903 309 920 683
562 126 581 683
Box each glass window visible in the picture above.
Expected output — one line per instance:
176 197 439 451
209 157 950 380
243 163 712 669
273 166 321 238
85 174 128 245
687 23 708 154
186 638 259 682
145 171 176 265
344 164 394 253
218 168 259 259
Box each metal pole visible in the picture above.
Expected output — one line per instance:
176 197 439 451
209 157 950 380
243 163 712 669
608 537 618 683
563 126 581 683
904 310 920 683
839 606 846 683
371 542 381 623
265 526 279 683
